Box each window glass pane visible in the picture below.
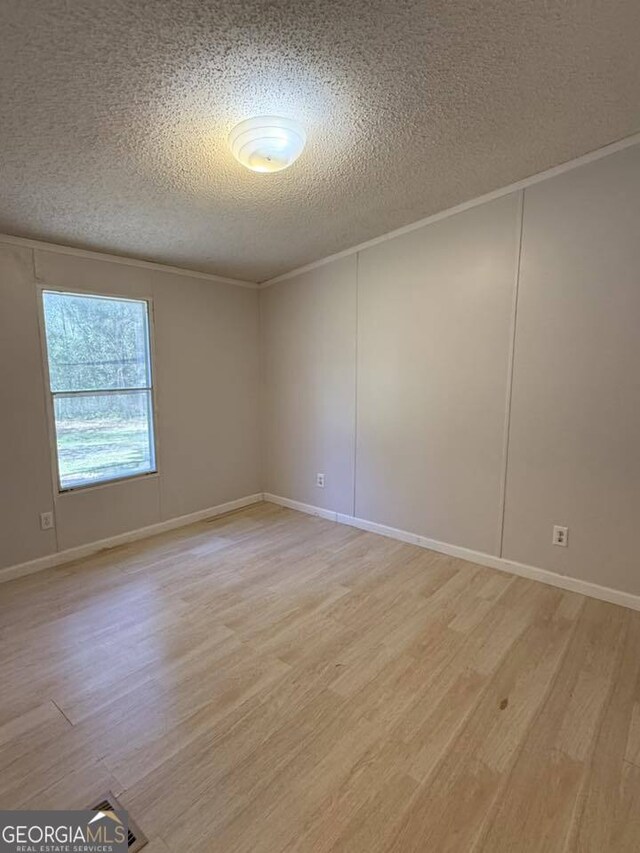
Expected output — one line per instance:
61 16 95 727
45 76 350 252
42 291 151 391
53 391 155 490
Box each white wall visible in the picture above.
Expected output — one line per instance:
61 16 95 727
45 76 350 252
261 143 640 597
356 194 520 554
0 245 58 567
0 243 260 569
261 256 357 515
502 145 640 594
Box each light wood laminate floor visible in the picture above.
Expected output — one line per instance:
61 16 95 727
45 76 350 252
1 502 639 851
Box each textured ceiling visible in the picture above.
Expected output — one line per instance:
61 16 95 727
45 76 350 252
1 1 639 282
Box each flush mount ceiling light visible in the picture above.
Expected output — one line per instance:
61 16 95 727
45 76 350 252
229 116 306 173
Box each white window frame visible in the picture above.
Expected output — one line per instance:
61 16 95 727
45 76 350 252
37 284 160 494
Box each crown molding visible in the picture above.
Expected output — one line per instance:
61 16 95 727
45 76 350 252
0 234 259 289
260 131 640 287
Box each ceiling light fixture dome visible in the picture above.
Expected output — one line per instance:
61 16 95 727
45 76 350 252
229 116 306 173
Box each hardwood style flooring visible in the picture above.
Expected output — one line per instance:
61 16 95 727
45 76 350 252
1 502 640 851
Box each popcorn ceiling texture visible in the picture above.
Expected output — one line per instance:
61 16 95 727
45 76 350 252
0 0 638 282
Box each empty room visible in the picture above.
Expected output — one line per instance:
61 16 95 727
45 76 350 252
1 1 639 850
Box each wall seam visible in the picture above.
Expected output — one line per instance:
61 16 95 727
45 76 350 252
352 252 360 517
497 189 525 557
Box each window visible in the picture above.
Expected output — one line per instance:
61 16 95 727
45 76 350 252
41 290 157 491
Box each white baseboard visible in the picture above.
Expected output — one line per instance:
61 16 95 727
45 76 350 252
6 489 639 614
264 493 640 613
261 492 341 522
0 493 263 584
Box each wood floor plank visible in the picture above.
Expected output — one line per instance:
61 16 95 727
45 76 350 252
1 503 639 851
570 613 640 852
20 759 124 810
478 596 623 852
283 739 418 853
385 588 580 852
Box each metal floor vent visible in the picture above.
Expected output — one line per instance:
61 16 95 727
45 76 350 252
90 791 148 852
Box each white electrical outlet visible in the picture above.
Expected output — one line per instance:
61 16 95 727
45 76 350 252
316 473 325 488
40 511 55 531
552 525 568 547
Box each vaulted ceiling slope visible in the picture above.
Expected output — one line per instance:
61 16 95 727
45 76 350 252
1 0 639 282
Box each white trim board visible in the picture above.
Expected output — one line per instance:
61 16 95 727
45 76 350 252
5 489 639 613
0 234 258 289
0 493 263 584
263 493 640 613
261 132 640 286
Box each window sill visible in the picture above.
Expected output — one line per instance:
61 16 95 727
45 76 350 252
57 470 159 497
